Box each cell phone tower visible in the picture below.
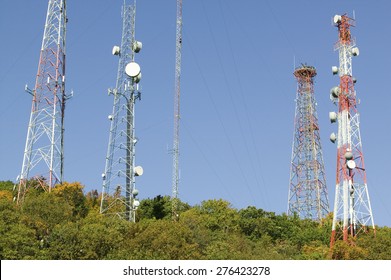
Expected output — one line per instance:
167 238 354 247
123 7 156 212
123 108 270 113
329 14 375 246
171 0 183 221
100 0 143 222
16 0 69 204
287 64 329 220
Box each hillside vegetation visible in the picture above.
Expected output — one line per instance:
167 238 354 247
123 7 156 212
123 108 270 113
0 180 390 260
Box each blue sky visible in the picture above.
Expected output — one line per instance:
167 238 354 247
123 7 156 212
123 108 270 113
1 0 390 226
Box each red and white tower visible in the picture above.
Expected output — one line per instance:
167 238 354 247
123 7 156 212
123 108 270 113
329 14 375 246
288 64 329 221
17 0 68 203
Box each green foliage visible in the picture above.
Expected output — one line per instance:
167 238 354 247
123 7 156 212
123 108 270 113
52 182 88 218
195 199 239 232
137 195 190 220
123 219 201 259
204 232 258 259
0 195 39 259
0 180 15 192
137 195 172 220
85 189 99 210
330 239 369 260
47 212 129 259
0 181 390 260
356 227 391 259
21 192 73 237
301 241 330 260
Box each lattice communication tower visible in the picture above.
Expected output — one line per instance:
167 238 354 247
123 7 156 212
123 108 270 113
17 0 69 204
288 64 329 220
100 0 143 222
329 14 375 246
171 0 183 221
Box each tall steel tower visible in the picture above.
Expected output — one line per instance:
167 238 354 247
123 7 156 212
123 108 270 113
100 0 143 222
171 0 183 221
329 14 375 246
17 0 68 204
288 64 329 220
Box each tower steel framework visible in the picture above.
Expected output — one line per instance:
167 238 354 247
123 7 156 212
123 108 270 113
17 0 68 204
100 0 143 222
329 14 375 246
171 0 183 220
288 65 329 220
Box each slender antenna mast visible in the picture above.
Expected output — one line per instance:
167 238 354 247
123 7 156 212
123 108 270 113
172 0 183 221
100 0 143 222
329 14 375 246
17 0 69 204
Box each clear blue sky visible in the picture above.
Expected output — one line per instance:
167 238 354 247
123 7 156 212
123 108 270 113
1 0 390 226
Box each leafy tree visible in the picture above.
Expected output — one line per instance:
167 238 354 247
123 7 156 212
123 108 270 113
0 190 13 201
137 195 190 220
272 240 303 259
356 227 391 260
0 180 15 192
205 232 258 259
1 181 390 260
301 241 329 260
330 239 368 260
238 206 280 240
289 218 330 250
0 181 16 202
138 195 171 220
0 222 39 259
124 219 201 259
21 192 73 238
77 212 129 259
47 212 129 259
194 199 240 233
251 234 284 259
52 182 88 218
85 189 99 210
179 208 212 256
0 196 39 259
43 221 82 259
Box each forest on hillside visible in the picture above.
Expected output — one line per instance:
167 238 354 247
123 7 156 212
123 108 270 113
0 180 390 260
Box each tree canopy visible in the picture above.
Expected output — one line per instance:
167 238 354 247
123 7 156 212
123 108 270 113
0 180 389 260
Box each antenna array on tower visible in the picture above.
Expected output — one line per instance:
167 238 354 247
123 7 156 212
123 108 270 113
100 0 143 222
12 1 379 240
329 14 375 246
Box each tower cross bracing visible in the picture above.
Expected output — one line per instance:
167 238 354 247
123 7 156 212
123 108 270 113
330 14 375 246
17 0 68 204
288 64 329 221
100 0 142 222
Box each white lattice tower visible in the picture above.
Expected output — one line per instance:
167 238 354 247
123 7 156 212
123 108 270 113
172 0 183 221
100 0 143 222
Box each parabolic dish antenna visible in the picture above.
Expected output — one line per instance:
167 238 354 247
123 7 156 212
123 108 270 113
125 62 141 78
